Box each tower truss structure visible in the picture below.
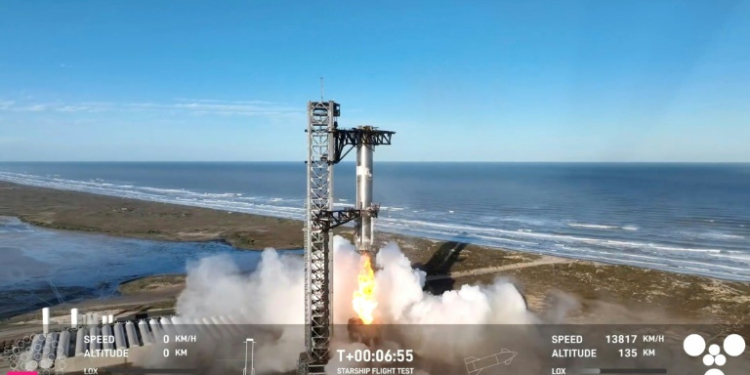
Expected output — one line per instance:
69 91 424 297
300 101 394 375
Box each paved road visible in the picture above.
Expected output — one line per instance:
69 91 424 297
425 257 573 282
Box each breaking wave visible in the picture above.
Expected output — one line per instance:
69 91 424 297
567 222 640 231
1 170 749 282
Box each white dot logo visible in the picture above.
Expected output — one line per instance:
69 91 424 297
715 354 727 366
684 333 746 375
723 334 746 357
703 354 715 366
684 334 706 357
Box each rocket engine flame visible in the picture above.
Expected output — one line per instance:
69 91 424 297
352 253 378 324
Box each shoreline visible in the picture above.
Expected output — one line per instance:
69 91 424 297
0 181 305 250
1 181 749 324
1 179 743 281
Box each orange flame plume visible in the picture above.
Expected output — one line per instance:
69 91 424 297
352 253 378 325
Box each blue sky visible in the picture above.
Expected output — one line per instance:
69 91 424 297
0 0 748 162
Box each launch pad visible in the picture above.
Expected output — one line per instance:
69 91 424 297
347 317 383 348
300 101 395 375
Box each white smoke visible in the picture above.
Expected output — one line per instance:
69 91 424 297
372 240 533 325
174 249 307 373
174 235 538 374
177 248 305 323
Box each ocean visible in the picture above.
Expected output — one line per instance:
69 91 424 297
1 162 749 281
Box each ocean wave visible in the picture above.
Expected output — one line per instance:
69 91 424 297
568 222 639 231
692 231 745 241
568 223 620 230
485 216 557 227
381 206 406 211
708 253 750 263
648 245 722 253
1 171 749 281
378 218 733 255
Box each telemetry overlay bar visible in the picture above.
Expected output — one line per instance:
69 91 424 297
575 368 668 374
108 368 198 374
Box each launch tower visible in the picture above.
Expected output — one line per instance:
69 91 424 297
300 101 394 375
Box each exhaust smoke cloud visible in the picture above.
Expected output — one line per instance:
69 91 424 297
173 236 541 374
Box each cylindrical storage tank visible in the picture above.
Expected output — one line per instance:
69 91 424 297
23 358 39 371
88 326 101 351
75 328 86 356
225 312 241 324
194 317 209 337
26 333 46 370
169 316 183 336
175 316 195 337
114 322 126 349
57 330 71 359
125 321 139 347
188 317 202 338
149 318 165 344
208 316 221 332
210 316 230 337
42 307 50 334
189 317 203 334
39 332 58 369
218 315 240 335
160 317 174 337
71 308 79 327
200 317 219 339
187 317 204 338
102 324 114 350
138 320 153 345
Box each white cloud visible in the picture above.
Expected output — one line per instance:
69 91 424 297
18 104 47 112
173 98 276 105
56 105 92 112
0 98 303 119
172 101 299 116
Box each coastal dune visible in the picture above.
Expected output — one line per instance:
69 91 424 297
0 181 303 250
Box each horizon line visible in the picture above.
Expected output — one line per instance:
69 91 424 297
1 160 749 164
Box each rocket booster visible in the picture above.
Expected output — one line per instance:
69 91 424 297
355 140 375 253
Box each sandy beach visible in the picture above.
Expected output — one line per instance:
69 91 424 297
1 181 749 326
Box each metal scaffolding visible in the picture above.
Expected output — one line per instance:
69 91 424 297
300 101 395 375
302 101 338 375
